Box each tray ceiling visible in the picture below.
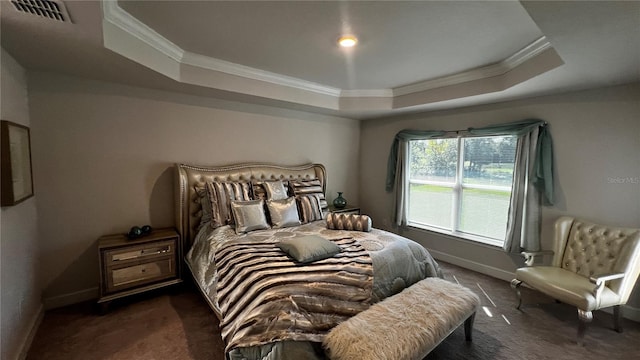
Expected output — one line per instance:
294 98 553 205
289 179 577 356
1 1 638 119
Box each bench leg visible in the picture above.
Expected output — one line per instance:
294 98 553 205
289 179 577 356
464 312 476 341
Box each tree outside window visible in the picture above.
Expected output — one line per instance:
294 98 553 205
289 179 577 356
408 135 517 245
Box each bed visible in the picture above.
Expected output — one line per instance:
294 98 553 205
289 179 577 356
175 162 442 360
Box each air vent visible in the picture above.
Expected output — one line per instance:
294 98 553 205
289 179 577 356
11 0 72 23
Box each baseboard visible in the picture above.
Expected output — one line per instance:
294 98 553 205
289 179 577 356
429 249 515 282
600 304 640 323
43 287 99 310
17 304 44 360
624 305 640 322
429 249 639 323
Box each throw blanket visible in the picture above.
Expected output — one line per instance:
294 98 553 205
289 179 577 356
215 236 373 352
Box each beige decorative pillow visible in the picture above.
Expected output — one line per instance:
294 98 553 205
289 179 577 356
267 197 301 228
195 185 212 229
263 180 289 200
298 194 324 223
251 179 290 201
231 199 270 234
326 213 372 232
290 179 328 211
206 181 252 228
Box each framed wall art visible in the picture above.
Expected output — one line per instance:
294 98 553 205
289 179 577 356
1 120 34 206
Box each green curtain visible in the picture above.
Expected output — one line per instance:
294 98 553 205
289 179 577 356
385 130 446 192
385 119 554 204
468 119 554 205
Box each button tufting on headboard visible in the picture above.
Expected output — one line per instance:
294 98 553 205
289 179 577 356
175 162 327 258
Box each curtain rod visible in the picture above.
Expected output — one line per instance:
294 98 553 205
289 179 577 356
441 121 548 135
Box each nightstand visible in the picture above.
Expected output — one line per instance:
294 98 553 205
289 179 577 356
97 228 182 312
327 204 361 215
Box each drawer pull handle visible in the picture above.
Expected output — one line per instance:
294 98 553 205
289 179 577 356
112 256 136 262
141 248 169 255
112 248 170 261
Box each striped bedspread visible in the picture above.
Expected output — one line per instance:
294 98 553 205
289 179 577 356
215 236 373 352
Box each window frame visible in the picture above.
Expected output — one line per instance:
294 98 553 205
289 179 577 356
406 135 515 248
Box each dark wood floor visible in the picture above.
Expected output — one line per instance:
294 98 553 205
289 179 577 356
26 262 640 360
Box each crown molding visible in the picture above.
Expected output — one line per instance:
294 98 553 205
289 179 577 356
181 51 341 97
102 0 183 62
103 0 340 97
393 36 551 96
101 1 559 112
340 89 394 98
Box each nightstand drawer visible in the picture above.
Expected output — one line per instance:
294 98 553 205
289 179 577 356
106 257 176 293
105 239 175 265
97 228 182 312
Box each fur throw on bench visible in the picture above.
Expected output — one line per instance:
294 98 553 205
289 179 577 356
323 277 480 360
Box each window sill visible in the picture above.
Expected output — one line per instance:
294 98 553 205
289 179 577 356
406 221 504 248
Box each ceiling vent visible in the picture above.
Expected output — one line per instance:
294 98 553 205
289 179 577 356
11 0 72 23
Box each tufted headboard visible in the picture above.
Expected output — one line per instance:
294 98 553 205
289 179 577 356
175 162 326 253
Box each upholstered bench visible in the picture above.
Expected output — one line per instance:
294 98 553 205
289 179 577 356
323 277 480 360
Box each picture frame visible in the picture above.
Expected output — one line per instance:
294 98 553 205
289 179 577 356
1 120 34 206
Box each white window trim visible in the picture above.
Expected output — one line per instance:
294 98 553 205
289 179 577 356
407 136 514 247
407 221 505 248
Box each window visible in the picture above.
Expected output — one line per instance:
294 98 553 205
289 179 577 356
407 135 517 246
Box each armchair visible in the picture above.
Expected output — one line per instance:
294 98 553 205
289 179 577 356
511 216 640 343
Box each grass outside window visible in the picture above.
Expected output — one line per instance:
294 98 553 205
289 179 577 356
408 136 516 245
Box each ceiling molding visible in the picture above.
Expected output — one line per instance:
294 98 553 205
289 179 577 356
340 89 394 98
506 36 552 68
102 0 183 62
101 1 561 112
393 36 551 96
103 0 341 97
181 52 341 97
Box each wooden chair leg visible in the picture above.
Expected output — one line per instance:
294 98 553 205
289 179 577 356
613 305 623 333
464 312 476 341
510 279 523 309
577 309 593 345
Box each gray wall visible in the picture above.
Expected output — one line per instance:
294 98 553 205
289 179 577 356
0 48 42 360
27 72 360 306
359 83 640 315
5 60 639 358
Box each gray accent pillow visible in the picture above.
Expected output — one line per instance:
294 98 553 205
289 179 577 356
231 199 270 234
277 235 341 263
267 197 301 228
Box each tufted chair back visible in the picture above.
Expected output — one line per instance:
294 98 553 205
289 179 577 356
552 217 640 303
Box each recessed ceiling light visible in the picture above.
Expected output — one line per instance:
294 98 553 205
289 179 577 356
338 35 358 48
